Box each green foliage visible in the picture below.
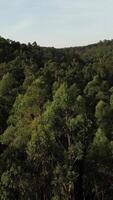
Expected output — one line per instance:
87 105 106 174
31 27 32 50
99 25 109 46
0 37 113 199
92 128 110 157
95 100 109 121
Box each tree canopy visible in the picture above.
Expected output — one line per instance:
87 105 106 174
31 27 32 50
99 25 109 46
0 36 113 199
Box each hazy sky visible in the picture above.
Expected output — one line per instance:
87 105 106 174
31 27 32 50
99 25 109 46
0 0 113 47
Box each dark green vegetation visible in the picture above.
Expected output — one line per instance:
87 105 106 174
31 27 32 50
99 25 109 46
0 36 113 200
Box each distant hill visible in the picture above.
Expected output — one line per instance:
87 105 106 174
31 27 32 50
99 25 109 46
0 36 113 200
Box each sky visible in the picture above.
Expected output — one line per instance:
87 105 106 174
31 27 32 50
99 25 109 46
0 0 113 47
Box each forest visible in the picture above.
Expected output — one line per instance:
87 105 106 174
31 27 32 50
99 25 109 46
0 36 113 199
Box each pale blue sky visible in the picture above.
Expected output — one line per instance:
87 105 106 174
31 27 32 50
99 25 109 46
0 0 113 47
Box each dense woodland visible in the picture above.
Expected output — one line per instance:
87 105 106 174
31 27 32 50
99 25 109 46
0 36 113 199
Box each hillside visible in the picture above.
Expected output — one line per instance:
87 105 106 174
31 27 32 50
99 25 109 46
0 36 113 199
